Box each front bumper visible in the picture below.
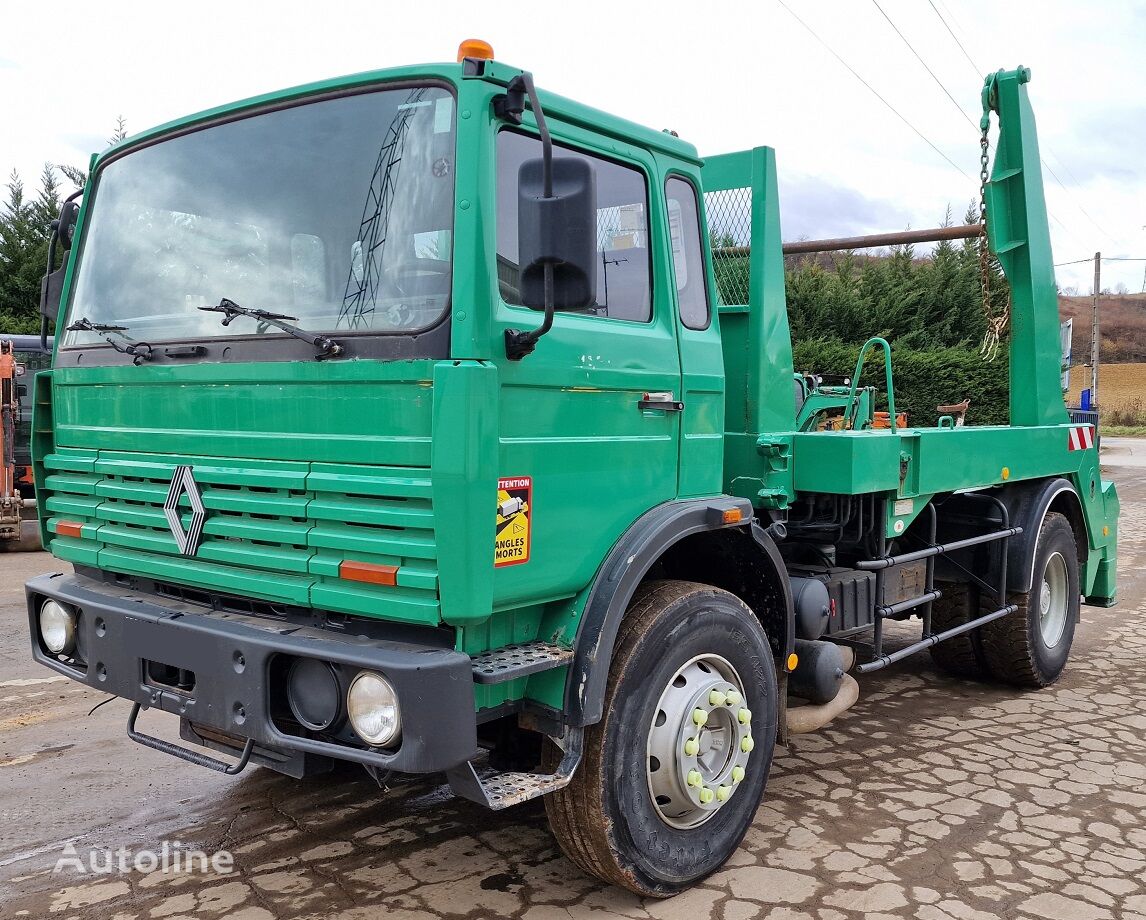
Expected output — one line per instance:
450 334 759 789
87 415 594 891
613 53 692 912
26 572 478 773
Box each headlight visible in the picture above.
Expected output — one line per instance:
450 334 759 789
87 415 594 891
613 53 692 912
39 600 76 655
347 671 401 747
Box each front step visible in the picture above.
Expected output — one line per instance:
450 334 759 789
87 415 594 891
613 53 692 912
447 728 583 809
470 640 573 684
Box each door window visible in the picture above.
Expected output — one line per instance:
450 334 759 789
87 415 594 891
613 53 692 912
496 130 652 322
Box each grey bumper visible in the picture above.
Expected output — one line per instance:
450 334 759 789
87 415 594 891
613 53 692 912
26 572 478 773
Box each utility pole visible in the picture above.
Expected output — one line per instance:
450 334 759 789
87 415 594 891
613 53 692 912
1090 251 1100 407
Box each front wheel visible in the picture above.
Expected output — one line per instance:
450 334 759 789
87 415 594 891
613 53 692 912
545 580 777 897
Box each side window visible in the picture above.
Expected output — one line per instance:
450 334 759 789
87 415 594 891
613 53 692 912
665 177 710 330
497 130 652 322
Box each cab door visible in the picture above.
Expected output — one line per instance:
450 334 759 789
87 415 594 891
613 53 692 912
491 128 681 606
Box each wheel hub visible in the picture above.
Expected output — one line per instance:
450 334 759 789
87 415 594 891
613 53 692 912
646 654 754 829
1039 552 1069 648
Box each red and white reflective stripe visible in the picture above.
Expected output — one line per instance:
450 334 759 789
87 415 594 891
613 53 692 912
1067 425 1094 451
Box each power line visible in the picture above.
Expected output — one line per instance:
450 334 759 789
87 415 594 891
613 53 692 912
1054 256 1146 267
775 0 972 181
927 0 982 78
870 0 977 131
1048 211 1088 250
1045 148 1085 188
925 0 1119 246
1040 155 1120 245
896 0 1083 247
873 2 1093 254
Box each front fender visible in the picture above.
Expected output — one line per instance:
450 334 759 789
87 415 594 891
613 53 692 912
564 496 783 727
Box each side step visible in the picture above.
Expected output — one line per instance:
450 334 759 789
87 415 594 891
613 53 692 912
447 728 583 809
471 640 573 684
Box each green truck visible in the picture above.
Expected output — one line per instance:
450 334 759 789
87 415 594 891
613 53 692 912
27 41 1118 896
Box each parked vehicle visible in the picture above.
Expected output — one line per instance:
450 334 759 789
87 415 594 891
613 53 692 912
26 44 1118 896
5 335 50 498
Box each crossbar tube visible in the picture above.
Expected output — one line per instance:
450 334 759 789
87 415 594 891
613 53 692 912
857 526 1023 570
855 603 1018 674
877 589 943 619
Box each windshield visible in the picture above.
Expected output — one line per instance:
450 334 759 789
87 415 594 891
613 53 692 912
63 84 456 349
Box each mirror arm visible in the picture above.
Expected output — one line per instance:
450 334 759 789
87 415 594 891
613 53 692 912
504 72 557 361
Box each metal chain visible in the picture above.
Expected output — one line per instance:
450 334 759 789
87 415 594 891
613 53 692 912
978 117 1008 362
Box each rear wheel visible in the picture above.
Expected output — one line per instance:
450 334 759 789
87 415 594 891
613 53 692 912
928 582 989 678
981 512 1079 687
545 580 777 897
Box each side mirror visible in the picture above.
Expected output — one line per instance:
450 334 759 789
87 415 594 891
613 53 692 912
517 157 597 310
39 195 82 347
57 199 80 251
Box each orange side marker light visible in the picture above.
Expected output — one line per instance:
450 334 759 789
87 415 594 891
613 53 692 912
56 520 84 539
340 561 399 587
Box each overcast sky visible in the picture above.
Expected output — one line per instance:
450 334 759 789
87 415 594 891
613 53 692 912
2 0 1143 294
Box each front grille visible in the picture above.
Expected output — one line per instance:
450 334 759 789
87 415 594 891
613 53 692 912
40 448 440 624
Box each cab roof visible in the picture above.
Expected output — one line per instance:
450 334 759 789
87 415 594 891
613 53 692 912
94 60 701 171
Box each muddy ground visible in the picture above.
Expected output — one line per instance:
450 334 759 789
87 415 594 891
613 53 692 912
1 445 1143 919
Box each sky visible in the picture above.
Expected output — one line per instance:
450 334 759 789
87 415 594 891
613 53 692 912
2 0 1144 294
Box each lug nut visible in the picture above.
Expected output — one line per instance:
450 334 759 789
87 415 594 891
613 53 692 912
692 708 708 727
741 735 755 753
725 689 742 706
687 769 703 787
738 708 752 725
699 787 715 804
708 689 727 707
716 785 732 802
684 738 699 756
732 765 745 783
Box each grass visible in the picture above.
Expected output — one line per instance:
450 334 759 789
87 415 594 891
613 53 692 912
1102 425 1146 437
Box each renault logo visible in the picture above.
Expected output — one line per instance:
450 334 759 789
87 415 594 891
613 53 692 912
164 465 207 556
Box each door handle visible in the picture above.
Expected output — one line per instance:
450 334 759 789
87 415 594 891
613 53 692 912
638 392 684 412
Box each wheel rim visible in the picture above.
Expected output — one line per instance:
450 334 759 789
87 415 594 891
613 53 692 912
1039 551 1069 648
646 653 754 830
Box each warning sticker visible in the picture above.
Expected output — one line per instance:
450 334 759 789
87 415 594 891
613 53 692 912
495 476 532 567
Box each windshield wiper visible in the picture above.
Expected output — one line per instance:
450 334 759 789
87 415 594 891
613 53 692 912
199 298 344 359
67 317 154 365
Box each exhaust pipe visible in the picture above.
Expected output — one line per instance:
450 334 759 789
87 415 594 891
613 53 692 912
785 641 859 734
787 674 860 734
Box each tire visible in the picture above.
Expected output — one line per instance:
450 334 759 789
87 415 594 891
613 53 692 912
545 580 778 897
928 582 989 678
981 512 1079 687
